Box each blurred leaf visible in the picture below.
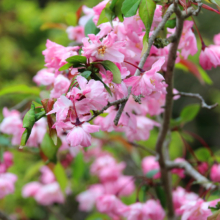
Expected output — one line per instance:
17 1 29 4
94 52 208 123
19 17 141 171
194 148 211 161
59 63 73 71
177 59 213 85
40 22 67 31
65 13 77 26
81 70 92 79
72 152 85 182
66 55 87 65
41 133 60 163
155 186 166 208
24 160 44 181
96 60 122 84
115 0 124 21
146 169 159 178
121 0 141 17
180 104 200 123
86 212 110 220
0 135 10 146
139 0 156 55
0 85 40 96
208 210 220 220
97 9 109 25
84 18 100 36
165 19 176 28
54 162 68 193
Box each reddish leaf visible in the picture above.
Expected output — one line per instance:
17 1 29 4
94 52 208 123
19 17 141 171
41 99 58 145
179 59 204 84
76 5 83 23
192 2 220 14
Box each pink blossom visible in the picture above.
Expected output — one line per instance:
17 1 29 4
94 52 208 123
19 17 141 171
172 187 199 215
0 173 17 199
141 156 160 179
96 194 126 218
124 57 167 97
50 75 71 99
67 122 99 147
66 26 85 43
145 200 165 220
197 162 208 175
90 155 126 182
34 182 64 206
171 158 185 178
33 68 55 86
199 46 220 70
179 199 212 220
210 163 220 182
82 33 125 63
22 182 42 198
214 33 220 45
40 166 55 184
42 39 79 71
76 184 104 211
3 152 13 170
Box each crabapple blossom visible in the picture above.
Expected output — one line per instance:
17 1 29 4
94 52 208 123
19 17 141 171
66 26 85 43
171 158 186 178
210 163 220 182
142 156 160 179
0 173 17 199
33 68 55 86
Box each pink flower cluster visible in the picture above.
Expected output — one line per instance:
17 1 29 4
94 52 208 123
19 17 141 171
22 166 64 205
0 152 17 199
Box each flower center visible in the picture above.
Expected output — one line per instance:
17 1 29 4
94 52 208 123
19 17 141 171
98 46 107 55
150 78 155 85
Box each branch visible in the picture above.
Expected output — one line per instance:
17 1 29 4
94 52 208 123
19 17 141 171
0 211 12 220
175 92 218 109
166 160 216 190
155 3 185 219
113 4 175 126
87 96 128 122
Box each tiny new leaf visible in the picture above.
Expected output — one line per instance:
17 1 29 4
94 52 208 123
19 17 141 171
146 169 159 178
97 60 122 84
121 0 141 17
54 162 68 193
84 18 100 37
81 70 92 79
139 0 156 55
66 55 87 65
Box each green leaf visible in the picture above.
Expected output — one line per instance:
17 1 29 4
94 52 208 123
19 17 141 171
115 0 124 21
35 111 46 121
84 18 100 37
58 63 73 71
97 9 109 25
139 0 156 54
72 152 85 182
81 70 92 79
0 84 40 96
121 0 141 17
66 55 87 65
0 135 10 146
54 162 68 193
198 66 213 85
97 60 122 84
165 19 176 29
41 133 60 163
155 186 166 208
24 161 44 181
146 169 159 178
180 104 200 123
194 148 211 162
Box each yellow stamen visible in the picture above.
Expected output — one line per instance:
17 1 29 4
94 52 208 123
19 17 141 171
98 46 107 55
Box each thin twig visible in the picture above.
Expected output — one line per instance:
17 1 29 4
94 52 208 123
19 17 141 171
128 142 157 156
175 92 218 109
166 160 216 190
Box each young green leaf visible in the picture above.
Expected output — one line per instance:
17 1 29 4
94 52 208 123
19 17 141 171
165 19 176 29
41 133 61 163
81 70 92 79
121 0 141 17
54 162 68 193
66 55 87 65
139 0 156 53
180 104 200 123
84 18 100 36
35 111 46 121
155 186 166 208
146 169 159 178
97 60 122 84
58 63 73 71
97 9 109 25
115 0 125 22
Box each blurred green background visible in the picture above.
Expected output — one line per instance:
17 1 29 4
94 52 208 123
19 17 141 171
0 0 220 219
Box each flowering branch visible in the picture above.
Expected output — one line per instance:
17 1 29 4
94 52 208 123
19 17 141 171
166 160 216 190
175 92 218 109
113 4 175 126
